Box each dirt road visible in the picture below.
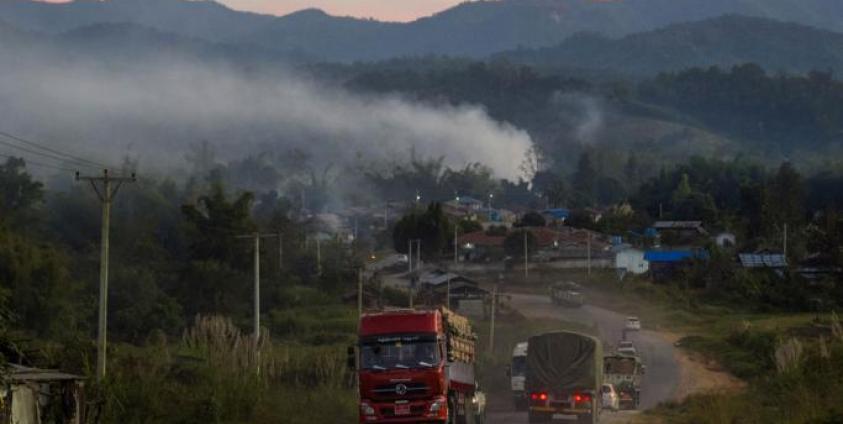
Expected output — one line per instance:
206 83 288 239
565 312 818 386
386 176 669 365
486 293 680 424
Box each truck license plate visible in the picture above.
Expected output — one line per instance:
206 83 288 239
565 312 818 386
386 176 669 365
395 404 410 416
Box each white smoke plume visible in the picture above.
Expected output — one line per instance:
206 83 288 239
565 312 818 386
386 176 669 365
0 57 533 182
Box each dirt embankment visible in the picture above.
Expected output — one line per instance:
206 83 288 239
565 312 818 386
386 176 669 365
661 333 746 400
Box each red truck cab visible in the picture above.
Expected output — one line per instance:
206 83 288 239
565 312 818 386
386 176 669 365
355 308 476 424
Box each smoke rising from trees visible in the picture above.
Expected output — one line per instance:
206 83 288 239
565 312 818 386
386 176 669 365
0 55 533 186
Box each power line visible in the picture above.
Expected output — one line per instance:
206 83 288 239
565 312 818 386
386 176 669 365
0 130 113 170
0 153 77 173
0 138 102 170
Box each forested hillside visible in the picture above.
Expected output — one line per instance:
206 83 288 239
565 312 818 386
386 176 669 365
497 15 843 75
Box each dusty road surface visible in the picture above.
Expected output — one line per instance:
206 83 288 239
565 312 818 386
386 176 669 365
486 293 680 424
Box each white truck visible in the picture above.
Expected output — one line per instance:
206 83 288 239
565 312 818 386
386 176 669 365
509 342 529 410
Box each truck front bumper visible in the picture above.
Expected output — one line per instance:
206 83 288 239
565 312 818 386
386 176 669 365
360 397 448 423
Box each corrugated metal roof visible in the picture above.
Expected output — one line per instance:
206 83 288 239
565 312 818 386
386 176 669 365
653 221 704 229
644 250 698 262
6 364 84 382
739 254 788 268
542 208 570 220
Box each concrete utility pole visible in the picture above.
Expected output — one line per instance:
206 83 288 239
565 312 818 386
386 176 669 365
454 224 459 265
358 268 364 319
76 169 135 382
316 236 322 276
524 230 529 281
446 275 451 310
236 232 279 345
783 223 788 258
408 239 413 273
489 284 498 354
415 239 421 271
587 232 592 277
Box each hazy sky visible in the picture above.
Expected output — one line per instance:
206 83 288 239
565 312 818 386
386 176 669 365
219 0 467 22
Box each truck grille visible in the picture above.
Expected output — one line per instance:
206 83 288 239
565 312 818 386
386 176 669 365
372 382 429 398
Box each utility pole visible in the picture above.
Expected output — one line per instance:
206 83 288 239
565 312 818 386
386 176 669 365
408 239 413 273
353 217 359 242
76 169 136 382
523 230 529 278
489 284 498 354
316 236 322 276
446 274 452 310
587 231 592 277
783 223 788 258
454 224 459 265
358 268 364 319
415 239 421 272
236 233 279 346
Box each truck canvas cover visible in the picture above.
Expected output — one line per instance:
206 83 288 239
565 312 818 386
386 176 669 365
526 332 603 392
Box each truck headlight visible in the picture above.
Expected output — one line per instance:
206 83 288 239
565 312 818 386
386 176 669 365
361 403 376 416
429 397 446 414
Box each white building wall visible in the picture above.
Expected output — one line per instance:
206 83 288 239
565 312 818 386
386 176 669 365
615 249 649 275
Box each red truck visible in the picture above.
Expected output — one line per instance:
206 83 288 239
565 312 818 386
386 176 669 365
351 307 478 423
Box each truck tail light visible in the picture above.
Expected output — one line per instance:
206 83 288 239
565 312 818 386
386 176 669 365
530 392 548 402
574 393 592 403
360 402 376 416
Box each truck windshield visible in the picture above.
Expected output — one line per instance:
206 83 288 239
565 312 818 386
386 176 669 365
605 357 637 374
512 356 527 376
361 334 440 370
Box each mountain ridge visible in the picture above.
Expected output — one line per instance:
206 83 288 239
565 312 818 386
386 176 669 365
3 0 843 61
496 14 843 75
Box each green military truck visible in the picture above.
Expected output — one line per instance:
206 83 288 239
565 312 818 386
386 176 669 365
549 282 585 308
604 355 645 410
526 332 603 423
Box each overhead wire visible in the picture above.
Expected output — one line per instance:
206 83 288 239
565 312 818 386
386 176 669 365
0 130 115 170
0 153 77 173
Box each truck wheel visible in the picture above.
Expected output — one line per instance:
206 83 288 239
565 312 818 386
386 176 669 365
464 398 475 424
448 396 457 424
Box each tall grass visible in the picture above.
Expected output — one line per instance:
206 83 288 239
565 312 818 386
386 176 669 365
91 313 356 424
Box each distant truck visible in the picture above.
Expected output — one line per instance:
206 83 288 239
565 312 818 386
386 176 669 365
352 307 478 423
550 282 585 308
509 342 529 410
603 355 645 410
526 332 603 423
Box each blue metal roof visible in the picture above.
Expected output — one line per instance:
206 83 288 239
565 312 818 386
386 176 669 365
644 250 706 263
543 208 570 220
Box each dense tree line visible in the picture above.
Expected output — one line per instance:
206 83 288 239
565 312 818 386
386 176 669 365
0 157 364 353
641 64 843 148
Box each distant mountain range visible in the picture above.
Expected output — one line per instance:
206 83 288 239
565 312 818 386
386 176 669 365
497 15 843 75
3 0 843 62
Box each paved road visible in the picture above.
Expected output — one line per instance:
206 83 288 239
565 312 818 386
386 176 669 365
487 293 680 424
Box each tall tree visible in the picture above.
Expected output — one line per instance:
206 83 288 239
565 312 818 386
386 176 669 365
768 162 805 229
0 157 43 224
181 182 256 270
572 152 597 207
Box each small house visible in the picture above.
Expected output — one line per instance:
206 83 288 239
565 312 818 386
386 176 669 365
2 365 85 424
615 248 649 275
